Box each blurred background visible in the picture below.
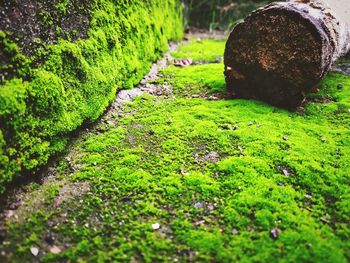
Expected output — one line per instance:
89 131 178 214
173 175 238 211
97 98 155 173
184 0 274 31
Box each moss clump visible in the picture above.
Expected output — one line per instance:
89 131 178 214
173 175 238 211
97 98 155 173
171 38 226 63
156 63 226 96
0 0 183 193
0 33 32 82
1 38 349 262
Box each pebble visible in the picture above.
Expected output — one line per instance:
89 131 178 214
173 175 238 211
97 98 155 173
337 84 343 90
152 223 160 230
30 247 39 256
270 227 281 240
208 95 219 101
194 201 204 209
207 203 215 211
232 228 239 235
282 169 290 176
305 194 312 199
49 246 62 254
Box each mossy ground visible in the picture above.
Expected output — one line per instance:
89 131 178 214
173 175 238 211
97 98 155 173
171 38 226 63
0 37 349 262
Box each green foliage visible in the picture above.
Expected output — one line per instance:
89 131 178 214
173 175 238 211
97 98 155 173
0 0 183 193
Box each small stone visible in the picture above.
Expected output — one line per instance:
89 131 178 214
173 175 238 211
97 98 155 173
282 169 290 176
174 58 193 67
49 246 61 254
337 83 343 90
305 194 312 199
152 223 160 230
194 220 205 226
30 247 39 256
208 95 219 101
6 210 15 218
207 203 215 211
283 136 288 141
270 227 281 240
321 138 326 142
194 201 204 209
203 151 220 163
232 228 239 235
232 125 239 130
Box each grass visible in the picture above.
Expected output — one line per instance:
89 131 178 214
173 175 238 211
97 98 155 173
0 36 349 262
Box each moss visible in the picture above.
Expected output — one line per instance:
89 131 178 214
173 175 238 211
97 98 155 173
0 0 183 192
1 28 350 263
0 32 32 82
157 63 226 96
171 38 226 63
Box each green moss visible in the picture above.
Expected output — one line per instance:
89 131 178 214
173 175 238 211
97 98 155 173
2 69 350 261
171 38 226 63
157 63 226 96
0 32 32 82
0 0 183 192
1 31 350 262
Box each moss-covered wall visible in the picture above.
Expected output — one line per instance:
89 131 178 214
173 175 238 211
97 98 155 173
0 0 183 193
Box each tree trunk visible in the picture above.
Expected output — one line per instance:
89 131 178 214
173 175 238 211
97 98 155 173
224 0 350 109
